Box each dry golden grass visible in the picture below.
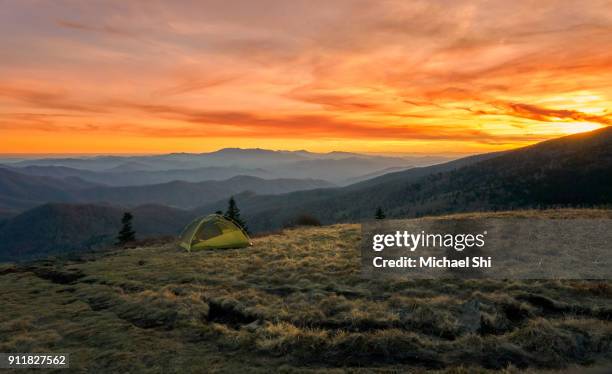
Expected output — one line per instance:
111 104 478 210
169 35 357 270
432 208 612 220
0 209 611 373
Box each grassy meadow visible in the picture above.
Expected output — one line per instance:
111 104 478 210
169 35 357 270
1 209 612 373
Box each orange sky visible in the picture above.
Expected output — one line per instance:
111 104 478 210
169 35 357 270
1 0 611 155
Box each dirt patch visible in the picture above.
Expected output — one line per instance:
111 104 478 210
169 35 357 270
0 266 18 276
2 264 84 285
207 301 258 327
31 268 85 284
518 294 610 320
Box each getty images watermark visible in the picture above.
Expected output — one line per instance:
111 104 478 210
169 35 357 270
372 229 490 269
361 218 612 279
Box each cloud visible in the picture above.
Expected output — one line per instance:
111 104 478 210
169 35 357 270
154 75 240 97
0 86 106 113
494 102 612 126
1 95 547 144
56 20 132 36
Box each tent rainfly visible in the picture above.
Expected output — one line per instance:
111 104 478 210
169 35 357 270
178 214 250 251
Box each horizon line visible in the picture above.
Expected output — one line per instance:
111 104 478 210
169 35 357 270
0 149 476 158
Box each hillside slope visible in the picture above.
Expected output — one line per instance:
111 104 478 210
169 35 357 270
0 204 194 261
382 126 612 215
1 210 611 372
0 168 99 211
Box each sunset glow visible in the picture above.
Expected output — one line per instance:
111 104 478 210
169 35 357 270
1 1 611 154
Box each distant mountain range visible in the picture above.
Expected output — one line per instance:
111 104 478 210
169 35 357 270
9 165 275 186
196 127 612 232
73 176 333 209
1 148 448 185
0 169 333 211
1 127 610 261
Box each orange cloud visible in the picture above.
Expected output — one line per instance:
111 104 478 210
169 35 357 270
56 20 132 36
496 102 612 126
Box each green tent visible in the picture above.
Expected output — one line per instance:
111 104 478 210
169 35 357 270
178 214 251 251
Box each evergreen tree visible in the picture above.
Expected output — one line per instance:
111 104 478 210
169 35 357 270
375 207 386 220
225 197 249 233
116 212 136 245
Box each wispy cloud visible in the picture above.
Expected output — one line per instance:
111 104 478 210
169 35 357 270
497 102 612 126
56 20 133 36
0 86 106 113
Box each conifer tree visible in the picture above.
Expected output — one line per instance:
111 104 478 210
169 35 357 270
225 197 249 233
375 207 386 220
117 212 136 245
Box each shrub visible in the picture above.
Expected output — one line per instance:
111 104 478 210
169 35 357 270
284 214 321 228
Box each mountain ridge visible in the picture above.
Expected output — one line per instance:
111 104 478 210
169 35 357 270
0 170 334 211
195 127 612 232
2 148 426 184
